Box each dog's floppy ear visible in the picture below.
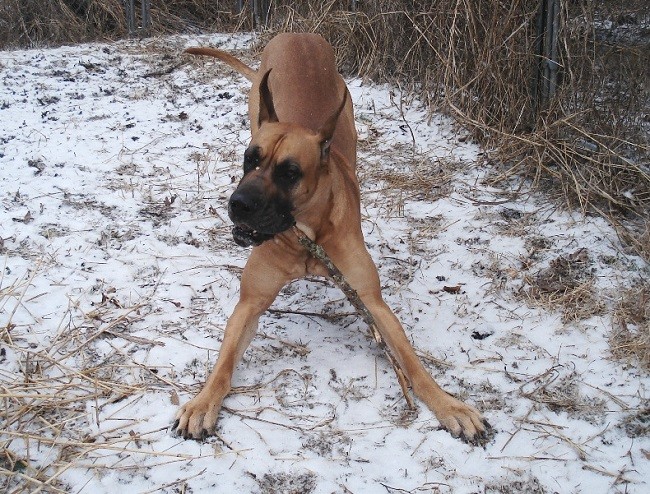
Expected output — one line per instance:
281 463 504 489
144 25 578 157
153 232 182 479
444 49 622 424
317 88 349 163
258 69 278 127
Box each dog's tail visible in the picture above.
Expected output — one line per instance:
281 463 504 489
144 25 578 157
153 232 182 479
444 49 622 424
185 47 256 82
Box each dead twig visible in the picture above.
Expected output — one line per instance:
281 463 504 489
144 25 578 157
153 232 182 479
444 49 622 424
267 308 356 321
143 62 184 78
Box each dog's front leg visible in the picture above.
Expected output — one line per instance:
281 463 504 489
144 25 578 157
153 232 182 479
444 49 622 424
332 245 489 443
360 292 488 442
174 254 286 439
173 302 261 439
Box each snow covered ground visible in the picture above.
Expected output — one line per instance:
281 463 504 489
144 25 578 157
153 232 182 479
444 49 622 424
1 33 648 493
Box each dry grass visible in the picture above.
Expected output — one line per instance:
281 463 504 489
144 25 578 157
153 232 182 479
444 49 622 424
521 368 607 422
522 248 606 323
0 262 181 492
0 0 243 49
0 298 264 491
359 148 457 219
611 281 650 370
1 0 125 48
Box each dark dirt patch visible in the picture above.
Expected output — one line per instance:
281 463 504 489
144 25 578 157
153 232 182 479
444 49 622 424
523 248 605 322
253 471 317 494
620 408 650 438
484 474 546 494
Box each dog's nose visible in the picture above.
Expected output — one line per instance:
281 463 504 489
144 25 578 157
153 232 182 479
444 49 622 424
229 189 261 219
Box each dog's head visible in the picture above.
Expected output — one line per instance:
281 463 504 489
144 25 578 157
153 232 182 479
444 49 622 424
229 70 347 247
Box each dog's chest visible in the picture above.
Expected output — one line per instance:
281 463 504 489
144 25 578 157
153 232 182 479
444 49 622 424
305 256 328 277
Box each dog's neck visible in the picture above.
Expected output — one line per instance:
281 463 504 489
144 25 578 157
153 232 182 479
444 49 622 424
292 166 333 236
294 221 316 241
293 149 359 245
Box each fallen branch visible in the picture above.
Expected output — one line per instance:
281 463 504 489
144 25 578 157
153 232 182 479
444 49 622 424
143 62 184 78
267 308 357 321
291 226 416 411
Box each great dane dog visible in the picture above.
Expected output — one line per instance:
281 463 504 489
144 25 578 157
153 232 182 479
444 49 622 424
176 33 488 444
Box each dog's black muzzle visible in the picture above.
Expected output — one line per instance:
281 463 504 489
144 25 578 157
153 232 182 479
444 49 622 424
228 185 295 247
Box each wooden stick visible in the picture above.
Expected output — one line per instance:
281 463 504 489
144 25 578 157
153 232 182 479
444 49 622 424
291 226 416 410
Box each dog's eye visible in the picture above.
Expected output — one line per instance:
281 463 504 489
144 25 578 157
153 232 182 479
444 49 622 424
273 160 302 188
243 146 261 174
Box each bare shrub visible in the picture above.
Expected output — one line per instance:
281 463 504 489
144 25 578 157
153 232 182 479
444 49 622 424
0 0 126 48
0 0 242 49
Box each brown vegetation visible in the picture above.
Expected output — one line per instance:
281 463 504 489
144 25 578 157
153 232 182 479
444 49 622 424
0 0 239 48
612 281 650 370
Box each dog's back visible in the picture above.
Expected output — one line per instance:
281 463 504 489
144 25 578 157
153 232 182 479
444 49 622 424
187 33 356 168
255 33 357 169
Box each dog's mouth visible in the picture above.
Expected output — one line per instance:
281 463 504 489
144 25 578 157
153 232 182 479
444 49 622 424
231 212 296 247
232 224 276 247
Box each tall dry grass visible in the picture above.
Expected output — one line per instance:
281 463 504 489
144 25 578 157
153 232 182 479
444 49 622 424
0 0 241 48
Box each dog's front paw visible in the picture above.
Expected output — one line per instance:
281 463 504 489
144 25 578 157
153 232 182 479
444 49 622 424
173 395 222 440
435 396 493 447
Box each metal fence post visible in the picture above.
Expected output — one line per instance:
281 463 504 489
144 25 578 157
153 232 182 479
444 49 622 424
253 0 271 28
125 0 136 36
125 0 151 37
533 0 560 118
547 0 560 103
141 0 151 34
